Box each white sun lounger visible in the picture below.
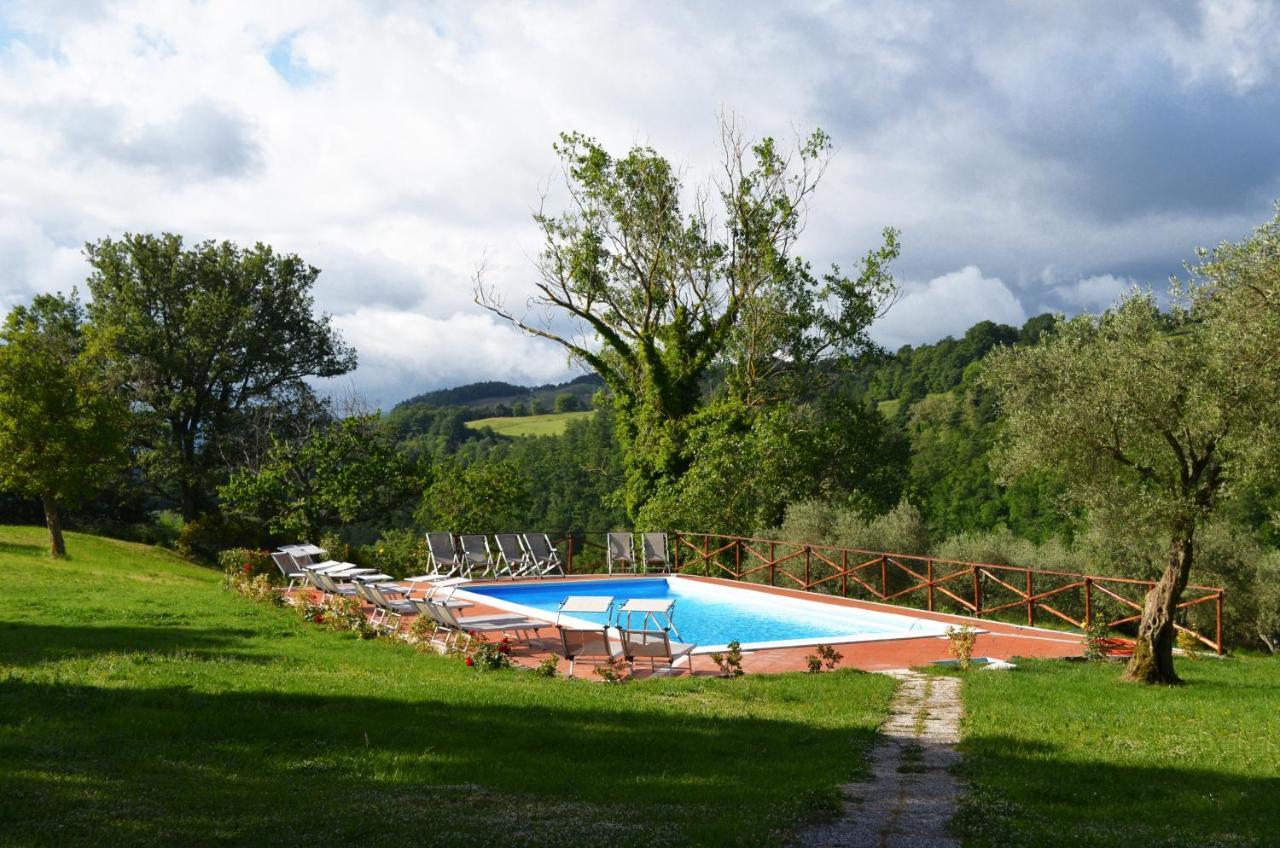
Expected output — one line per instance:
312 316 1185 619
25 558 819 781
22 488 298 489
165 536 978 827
618 627 695 675
521 533 564 577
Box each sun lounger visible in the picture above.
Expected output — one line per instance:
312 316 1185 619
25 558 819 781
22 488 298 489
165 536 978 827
458 535 494 578
607 532 635 574
556 595 615 625
425 533 464 577
493 533 534 578
556 625 621 677
642 533 669 573
618 627 695 675
415 598 544 649
365 583 416 632
270 551 307 590
521 533 564 577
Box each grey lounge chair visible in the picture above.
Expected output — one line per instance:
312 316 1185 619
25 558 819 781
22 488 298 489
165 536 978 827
417 598 543 649
494 533 533 578
642 533 670 573
458 535 494 578
618 627 695 675
607 532 635 574
425 533 463 577
271 551 307 590
556 625 621 678
521 533 564 577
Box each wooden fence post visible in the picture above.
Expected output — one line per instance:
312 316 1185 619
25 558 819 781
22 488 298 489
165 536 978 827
1216 590 1225 655
566 532 574 575
673 532 680 573
1026 568 1035 626
880 555 888 599
841 550 848 598
735 539 742 579
927 559 935 611
769 541 776 587
1083 577 1092 626
972 567 982 615
804 546 811 589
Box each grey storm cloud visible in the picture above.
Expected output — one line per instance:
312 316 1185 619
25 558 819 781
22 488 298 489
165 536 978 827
53 99 261 180
1 0 1279 407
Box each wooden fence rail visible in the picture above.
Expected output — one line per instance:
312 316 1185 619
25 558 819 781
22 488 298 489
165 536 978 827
552 530 1226 654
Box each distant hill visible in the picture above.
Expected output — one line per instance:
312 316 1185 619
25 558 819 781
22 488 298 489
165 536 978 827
392 373 603 412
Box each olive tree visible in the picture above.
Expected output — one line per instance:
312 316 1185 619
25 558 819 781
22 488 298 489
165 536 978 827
984 263 1279 682
0 294 128 557
477 119 897 520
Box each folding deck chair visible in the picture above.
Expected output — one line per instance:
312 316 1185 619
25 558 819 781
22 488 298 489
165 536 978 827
416 598 544 650
425 533 464 577
521 533 564 577
493 533 533 578
607 532 636 574
458 535 494 578
270 551 307 590
642 533 670 573
556 625 622 678
618 627 696 675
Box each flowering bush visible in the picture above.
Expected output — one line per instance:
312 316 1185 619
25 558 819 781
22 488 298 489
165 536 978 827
358 529 432 580
321 595 376 638
217 547 274 580
468 638 513 671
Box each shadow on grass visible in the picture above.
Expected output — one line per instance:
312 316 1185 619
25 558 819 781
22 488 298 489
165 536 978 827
952 733 1280 846
0 540 45 559
0 623 274 667
0 675 874 847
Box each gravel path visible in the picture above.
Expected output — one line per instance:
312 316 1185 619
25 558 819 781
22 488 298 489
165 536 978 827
795 670 963 848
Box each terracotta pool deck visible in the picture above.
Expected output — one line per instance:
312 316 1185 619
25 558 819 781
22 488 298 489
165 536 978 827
306 573 1085 676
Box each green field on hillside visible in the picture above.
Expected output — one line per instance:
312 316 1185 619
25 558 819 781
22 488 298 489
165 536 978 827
466 410 594 437
0 526 893 847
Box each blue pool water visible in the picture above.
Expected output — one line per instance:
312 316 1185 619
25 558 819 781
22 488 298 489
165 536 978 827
460 577 946 650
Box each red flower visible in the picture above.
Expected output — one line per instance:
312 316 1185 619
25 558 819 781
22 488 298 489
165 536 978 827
465 656 474 667
241 563 252 574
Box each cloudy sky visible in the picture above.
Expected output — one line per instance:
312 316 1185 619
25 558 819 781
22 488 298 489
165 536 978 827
2 1 1278 407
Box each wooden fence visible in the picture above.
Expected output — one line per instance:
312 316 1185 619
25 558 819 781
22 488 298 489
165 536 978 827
554 530 1226 653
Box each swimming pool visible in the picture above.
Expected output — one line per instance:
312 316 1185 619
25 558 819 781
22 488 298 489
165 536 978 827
456 576 954 652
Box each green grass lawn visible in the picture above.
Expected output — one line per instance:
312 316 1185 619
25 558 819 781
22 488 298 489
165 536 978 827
0 525 894 847
950 658 1280 847
465 410 595 437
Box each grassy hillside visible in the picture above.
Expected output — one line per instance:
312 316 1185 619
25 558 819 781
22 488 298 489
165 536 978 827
949 658 1280 846
0 526 893 847
466 410 594 437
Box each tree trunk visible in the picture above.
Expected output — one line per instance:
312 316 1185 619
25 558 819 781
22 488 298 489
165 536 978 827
41 490 67 559
1124 535 1193 685
179 482 198 523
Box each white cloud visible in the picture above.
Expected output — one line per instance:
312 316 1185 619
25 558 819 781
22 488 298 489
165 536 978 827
326 309 577 407
872 266 1028 350
1049 273 1136 311
0 1 1277 405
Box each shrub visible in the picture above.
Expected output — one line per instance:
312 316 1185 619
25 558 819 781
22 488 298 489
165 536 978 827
468 638 513 671
407 614 437 648
805 654 823 673
533 655 560 678
1082 615 1110 662
945 624 979 670
358 528 430 580
593 655 631 683
709 641 745 677
217 547 274 579
178 513 267 562
321 595 375 638
816 643 843 670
